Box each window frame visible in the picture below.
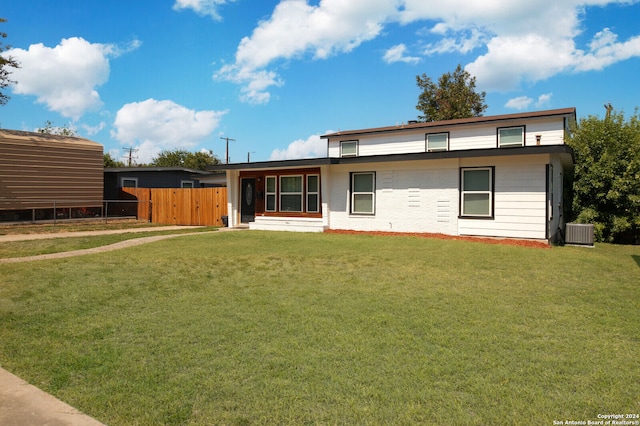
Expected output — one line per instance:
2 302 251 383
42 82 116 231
121 177 138 188
350 171 376 215
279 175 304 213
340 140 359 157
306 174 320 213
498 126 525 148
181 180 194 188
265 175 277 212
459 167 494 219
426 132 449 152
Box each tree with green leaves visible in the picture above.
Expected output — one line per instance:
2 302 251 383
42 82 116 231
416 64 487 122
567 109 640 243
1 18 20 106
104 153 125 168
150 149 219 171
36 120 77 136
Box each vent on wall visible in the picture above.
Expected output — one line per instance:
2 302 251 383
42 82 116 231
565 223 595 246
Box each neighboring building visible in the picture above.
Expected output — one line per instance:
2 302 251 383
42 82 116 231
103 167 225 200
210 108 576 242
0 129 104 222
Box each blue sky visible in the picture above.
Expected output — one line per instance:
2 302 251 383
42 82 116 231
1 0 639 164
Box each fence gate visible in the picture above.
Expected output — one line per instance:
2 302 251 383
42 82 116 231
120 188 227 226
151 188 227 226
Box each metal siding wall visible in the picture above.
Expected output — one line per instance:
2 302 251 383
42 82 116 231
0 133 103 210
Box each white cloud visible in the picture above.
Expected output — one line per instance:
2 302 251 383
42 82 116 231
111 99 227 163
505 92 553 110
80 122 106 136
216 0 397 103
5 37 140 120
270 132 329 160
172 0 235 20
536 92 552 107
573 28 640 71
383 44 420 64
217 0 640 102
423 28 488 55
505 96 533 110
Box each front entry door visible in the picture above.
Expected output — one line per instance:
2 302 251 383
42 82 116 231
241 178 256 223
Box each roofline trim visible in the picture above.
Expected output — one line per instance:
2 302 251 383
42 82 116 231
321 107 576 139
208 145 574 171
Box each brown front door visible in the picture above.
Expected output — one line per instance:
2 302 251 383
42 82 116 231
240 178 256 223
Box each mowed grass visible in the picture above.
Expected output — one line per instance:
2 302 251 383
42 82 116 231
0 231 638 425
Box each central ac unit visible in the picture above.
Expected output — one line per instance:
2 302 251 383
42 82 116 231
565 223 595 246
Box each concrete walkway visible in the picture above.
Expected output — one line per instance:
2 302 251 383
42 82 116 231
0 225 246 424
0 368 105 426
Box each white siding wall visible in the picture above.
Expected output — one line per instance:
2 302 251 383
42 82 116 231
328 154 553 240
328 159 459 234
328 116 567 157
458 155 549 239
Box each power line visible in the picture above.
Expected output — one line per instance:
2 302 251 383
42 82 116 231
220 136 235 164
122 147 138 167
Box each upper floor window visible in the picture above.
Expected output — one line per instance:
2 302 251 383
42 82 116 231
341 140 358 157
498 126 525 147
426 132 449 152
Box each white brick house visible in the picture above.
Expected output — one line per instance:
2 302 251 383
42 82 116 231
210 108 575 242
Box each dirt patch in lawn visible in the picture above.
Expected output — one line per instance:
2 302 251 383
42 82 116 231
326 229 550 249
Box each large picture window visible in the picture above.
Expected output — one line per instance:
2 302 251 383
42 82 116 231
351 172 375 215
498 126 524 147
426 132 449 152
461 167 493 217
280 175 303 212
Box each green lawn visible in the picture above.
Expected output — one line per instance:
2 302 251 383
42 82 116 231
0 227 218 259
0 231 638 425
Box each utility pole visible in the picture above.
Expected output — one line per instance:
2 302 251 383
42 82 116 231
220 136 235 164
122 147 138 167
604 103 613 120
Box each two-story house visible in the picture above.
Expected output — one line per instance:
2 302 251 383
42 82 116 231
210 108 575 242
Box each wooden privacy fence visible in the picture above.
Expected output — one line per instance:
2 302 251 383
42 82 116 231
120 187 227 226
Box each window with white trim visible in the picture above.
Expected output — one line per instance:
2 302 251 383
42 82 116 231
426 132 449 152
265 176 277 212
461 167 493 217
121 177 138 188
341 140 358 157
351 172 375 215
498 126 524 147
280 175 303 212
181 180 194 188
307 175 319 213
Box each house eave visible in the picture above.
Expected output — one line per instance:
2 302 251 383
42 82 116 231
208 145 574 172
